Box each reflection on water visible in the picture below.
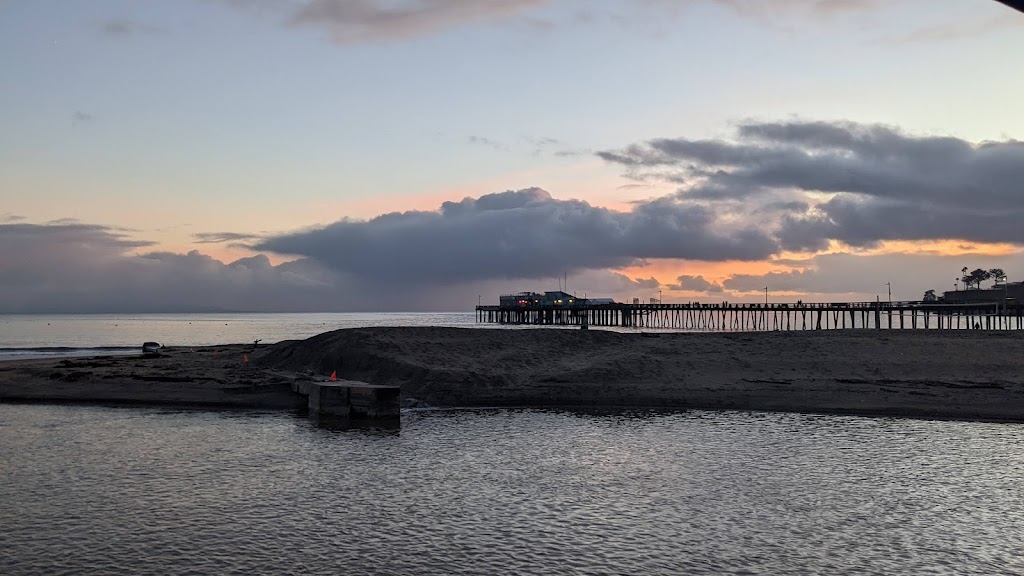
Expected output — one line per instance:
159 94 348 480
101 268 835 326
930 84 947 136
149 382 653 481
1 405 1023 575
307 412 401 434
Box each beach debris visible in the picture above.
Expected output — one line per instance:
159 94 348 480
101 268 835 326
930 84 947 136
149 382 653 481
142 342 162 354
243 354 249 363
253 339 262 349
330 370 337 381
213 350 219 357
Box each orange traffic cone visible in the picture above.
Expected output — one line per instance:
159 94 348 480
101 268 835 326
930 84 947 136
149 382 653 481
329 371 337 381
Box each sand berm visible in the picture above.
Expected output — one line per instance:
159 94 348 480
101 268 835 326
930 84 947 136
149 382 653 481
2 327 1023 422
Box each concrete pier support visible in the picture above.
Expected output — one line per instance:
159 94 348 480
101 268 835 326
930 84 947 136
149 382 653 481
307 380 401 419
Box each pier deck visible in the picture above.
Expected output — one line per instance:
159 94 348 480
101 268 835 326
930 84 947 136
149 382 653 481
475 301 1024 331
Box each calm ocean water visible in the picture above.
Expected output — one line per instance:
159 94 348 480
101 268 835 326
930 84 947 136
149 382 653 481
0 310 987 360
0 313 482 360
1 405 1022 575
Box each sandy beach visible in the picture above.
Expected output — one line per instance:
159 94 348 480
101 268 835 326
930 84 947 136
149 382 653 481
2 327 1023 422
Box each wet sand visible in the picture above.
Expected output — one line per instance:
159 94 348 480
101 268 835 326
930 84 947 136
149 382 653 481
2 327 1023 422
0 344 303 409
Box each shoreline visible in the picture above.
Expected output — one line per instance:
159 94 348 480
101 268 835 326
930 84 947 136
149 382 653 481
2 327 1024 423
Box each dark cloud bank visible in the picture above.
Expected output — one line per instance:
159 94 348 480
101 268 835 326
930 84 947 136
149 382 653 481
255 187 774 284
599 120 1024 251
5 120 1024 312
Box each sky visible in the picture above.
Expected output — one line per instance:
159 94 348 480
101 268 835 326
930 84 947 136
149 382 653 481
1 0 1023 313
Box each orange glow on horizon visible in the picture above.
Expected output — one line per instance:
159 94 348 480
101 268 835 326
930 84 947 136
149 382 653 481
865 239 1019 257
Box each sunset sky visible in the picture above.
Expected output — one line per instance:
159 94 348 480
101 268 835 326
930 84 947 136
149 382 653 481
2 0 1023 312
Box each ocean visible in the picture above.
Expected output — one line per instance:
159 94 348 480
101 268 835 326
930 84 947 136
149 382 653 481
0 309 993 361
0 312 481 360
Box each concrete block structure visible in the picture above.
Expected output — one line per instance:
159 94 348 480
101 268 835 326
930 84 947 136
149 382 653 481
307 381 400 419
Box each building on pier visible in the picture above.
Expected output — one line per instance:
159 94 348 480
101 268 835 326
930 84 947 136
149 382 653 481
497 290 614 307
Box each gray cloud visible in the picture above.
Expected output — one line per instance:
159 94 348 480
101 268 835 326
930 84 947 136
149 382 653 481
724 269 816 293
468 135 506 151
721 250 1024 300
599 120 1024 249
0 222 683 312
100 19 161 38
255 187 778 284
667 274 724 293
0 213 25 223
217 0 549 43
0 223 348 313
72 111 95 127
898 13 1023 43
192 231 265 244
212 0 898 44
708 0 879 16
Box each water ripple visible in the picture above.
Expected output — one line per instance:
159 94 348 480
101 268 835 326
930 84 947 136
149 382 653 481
2 406 1023 575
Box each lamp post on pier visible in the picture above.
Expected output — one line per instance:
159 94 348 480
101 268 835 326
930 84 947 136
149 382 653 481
764 286 768 306
886 282 891 304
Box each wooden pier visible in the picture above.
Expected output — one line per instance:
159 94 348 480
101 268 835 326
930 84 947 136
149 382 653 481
475 301 1024 331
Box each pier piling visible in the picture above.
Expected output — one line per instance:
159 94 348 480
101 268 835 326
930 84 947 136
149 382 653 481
474 301 1023 332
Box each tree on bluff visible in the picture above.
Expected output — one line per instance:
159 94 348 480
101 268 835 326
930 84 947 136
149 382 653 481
989 268 1007 288
922 289 937 302
962 268 992 290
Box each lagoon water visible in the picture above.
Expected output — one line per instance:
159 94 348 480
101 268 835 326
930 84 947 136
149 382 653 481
2 405 1023 575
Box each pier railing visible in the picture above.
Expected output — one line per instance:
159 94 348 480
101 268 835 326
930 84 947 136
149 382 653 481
474 301 1024 331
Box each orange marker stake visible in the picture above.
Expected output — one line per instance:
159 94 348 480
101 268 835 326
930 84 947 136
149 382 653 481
329 371 337 381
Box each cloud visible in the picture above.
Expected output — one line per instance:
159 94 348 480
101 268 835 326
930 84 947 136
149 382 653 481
213 0 551 43
720 250 1024 299
667 274 724 293
598 120 1024 249
468 135 506 151
72 111 95 127
211 0 897 44
255 187 778 285
702 0 879 17
192 231 265 244
0 221 680 312
0 222 351 313
898 13 1023 43
0 213 25 223
100 19 161 38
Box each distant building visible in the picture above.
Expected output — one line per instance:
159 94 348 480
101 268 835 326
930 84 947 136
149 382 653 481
497 290 614 307
499 292 544 307
942 281 1024 304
